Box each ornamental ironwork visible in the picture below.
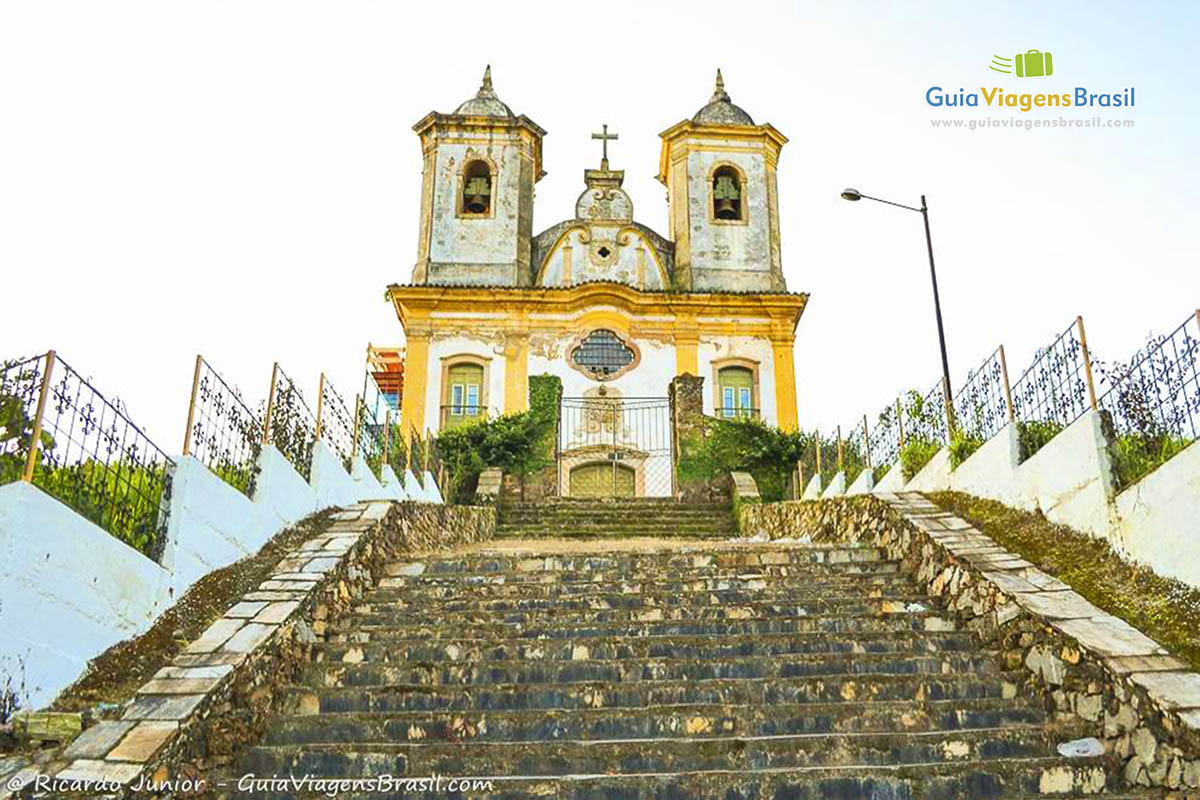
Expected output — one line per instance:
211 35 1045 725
569 329 637 380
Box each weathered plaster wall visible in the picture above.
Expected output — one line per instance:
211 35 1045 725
426 140 526 285
538 225 667 290
527 332 677 401
1108 440 1200 588
0 481 171 710
684 142 775 291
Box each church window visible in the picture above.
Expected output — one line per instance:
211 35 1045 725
461 160 492 215
717 365 756 418
570 329 638 380
443 362 485 428
712 166 743 221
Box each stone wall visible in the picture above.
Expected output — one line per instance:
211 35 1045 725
738 494 1200 792
29 501 494 797
670 373 729 504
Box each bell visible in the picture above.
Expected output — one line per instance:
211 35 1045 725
464 176 490 213
715 197 738 219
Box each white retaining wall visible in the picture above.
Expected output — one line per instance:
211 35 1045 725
801 474 822 500
0 442 442 710
820 471 847 498
873 409 1199 589
845 468 875 496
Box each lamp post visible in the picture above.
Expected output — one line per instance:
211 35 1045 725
840 188 956 433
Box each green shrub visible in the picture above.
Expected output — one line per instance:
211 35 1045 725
900 439 941 481
1017 419 1064 462
677 416 811 503
435 374 561 504
1108 431 1191 490
872 462 892 484
948 430 985 469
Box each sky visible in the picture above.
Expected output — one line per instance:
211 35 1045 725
2 1 1198 449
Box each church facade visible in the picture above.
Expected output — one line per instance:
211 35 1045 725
388 68 808 495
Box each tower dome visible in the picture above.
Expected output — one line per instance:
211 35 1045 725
692 69 754 126
454 65 514 118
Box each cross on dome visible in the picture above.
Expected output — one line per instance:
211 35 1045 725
591 123 618 169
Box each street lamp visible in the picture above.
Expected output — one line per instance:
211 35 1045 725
840 188 956 433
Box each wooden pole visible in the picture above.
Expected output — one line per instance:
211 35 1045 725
351 393 362 456
863 414 872 469
182 354 203 457
23 350 56 482
262 363 279 445
1076 316 1098 411
836 425 844 472
314 373 326 439
941 375 956 440
998 345 1016 422
814 429 822 479
896 396 906 448
383 409 391 466
795 460 805 499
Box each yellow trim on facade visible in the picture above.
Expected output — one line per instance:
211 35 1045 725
771 340 799 431
399 333 430 436
504 334 530 413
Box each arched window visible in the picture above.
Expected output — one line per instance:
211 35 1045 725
712 166 743 221
442 360 485 428
717 365 755 418
461 160 492 215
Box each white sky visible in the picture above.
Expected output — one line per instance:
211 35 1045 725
2 1 1198 449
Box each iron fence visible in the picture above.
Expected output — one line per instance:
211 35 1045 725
715 407 761 420
264 364 316 481
952 347 1013 443
2 352 173 561
843 418 870 480
1096 310 1200 486
355 393 385 479
183 356 262 496
316 375 356 472
905 380 949 445
558 397 673 497
867 401 902 471
1012 318 1097 430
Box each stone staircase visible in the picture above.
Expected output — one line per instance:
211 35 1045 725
236 502 1158 799
496 498 738 539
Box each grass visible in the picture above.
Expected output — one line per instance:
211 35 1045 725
928 491 1200 671
900 439 942 481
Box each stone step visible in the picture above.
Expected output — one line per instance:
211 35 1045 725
341 599 943 629
330 611 959 641
494 528 737 539
305 651 1001 689
278 671 1026 714
395 546 886 575
260 697 1050 746
311 630 980 665
227 761 1142 800
242 725 1083 777
371 572 913 597
352 591 938 618
379 559 904 587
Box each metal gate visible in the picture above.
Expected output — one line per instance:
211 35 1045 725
557 396 673 498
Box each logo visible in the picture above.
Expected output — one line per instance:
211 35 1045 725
990 50 1054 78
925 47 1134 113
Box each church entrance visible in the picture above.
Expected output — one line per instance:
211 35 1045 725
557 396 673 498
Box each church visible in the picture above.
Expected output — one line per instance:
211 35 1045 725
388 67 808 497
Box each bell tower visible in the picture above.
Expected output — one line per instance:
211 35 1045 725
658 71 788 292
411 67 546 286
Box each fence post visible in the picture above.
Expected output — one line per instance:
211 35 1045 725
896 396 906 449
1076 315 1099 411
836 425 844 472
22 350 56 483
262 362 279 445
182 354 203 457
863 414 872 469
315 373 326 439
351 393 362 456
814 429 822 479
998 345 1016 422
796 461 805 499
383 409 391 466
